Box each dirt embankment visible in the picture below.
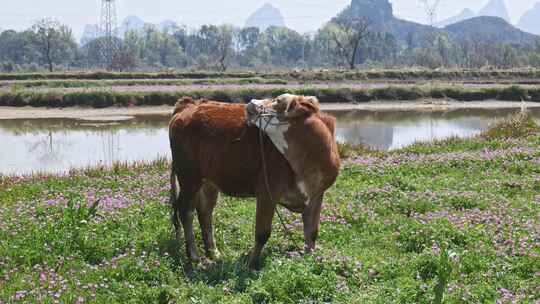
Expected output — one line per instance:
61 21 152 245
1 101 538 120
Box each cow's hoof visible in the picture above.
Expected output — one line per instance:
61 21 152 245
248 255 262 271
304 244 317 254
248 259 261 271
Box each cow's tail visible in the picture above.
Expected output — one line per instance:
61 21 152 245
170 164 181 236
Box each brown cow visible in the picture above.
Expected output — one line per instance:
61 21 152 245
168 94 340 269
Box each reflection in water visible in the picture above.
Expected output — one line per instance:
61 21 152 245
101 130 119 166
0 115 170 175
329 108 538 150
0 108 538 175
26 131 72 165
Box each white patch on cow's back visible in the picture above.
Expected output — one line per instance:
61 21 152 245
247 99 290 155
264 119 289 154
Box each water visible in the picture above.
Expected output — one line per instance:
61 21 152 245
1 108 538 175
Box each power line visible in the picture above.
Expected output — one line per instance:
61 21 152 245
99 0 120 69
419 0 443 25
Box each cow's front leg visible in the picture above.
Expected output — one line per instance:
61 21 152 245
248 196 275 270
302 194 323 253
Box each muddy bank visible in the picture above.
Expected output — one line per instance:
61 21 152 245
0 101 538 120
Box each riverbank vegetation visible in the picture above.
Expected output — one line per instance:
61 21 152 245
2 69 540 82
1 112 538 303
0 78 289 89
1 85 538 108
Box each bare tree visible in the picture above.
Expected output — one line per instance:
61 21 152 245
328 17 370 70
111 50 137 72
32 18 75 72
32 19 61 72
216 25 234 71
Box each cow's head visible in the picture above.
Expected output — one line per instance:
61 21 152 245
246 94 319 129
272 94 320 119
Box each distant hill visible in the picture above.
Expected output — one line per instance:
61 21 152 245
435 8 475 28
333 0 538 46
245 3 286 30
335 0 435 46
435 0 511 28
477 0 510 22
445 16 538 44
517 2 540 35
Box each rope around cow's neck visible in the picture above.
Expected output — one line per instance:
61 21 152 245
256 114 300 251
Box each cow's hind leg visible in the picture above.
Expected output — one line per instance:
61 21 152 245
248 195 276 270
196 183 220 259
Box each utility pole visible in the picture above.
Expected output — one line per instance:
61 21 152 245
99 0 120 70
419 0 442 26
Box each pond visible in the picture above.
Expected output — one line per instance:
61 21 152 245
1 107 538 175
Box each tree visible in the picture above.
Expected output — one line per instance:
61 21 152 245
264 26 305 66
237 27 263 66
31 19 76 72
135 25 185 68
216 25 234 71
0 30 36 66
326 17 370 69
111 50 137 71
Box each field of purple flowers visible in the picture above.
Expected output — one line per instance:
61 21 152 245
0 113 539 303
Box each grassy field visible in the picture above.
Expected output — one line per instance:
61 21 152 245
0 113 538 303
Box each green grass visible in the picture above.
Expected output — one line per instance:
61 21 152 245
1 118 539 303
1 85 539 108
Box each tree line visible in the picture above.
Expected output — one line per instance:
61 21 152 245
1 17 540 72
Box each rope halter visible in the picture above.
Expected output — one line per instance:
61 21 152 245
246 99 289 132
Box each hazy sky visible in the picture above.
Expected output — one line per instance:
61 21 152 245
0 0 537 38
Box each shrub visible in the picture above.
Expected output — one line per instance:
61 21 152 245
482 111 539 139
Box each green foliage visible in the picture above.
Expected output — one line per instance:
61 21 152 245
337 142 377 159
433 245 455 304
482 111 540 139
1 10 540 72
396 219 468 253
